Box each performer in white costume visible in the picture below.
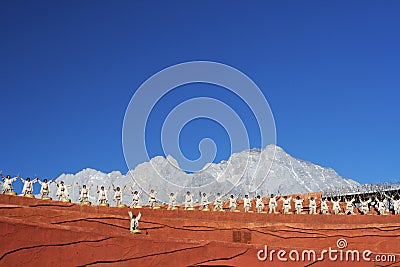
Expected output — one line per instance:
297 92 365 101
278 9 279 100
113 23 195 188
376 197 387 215
320 197 329 214
281 196 292 214
199 192 210 210
112 184 126 206
20 176 37 196
345 197 355 215
308 196 317 214
76 183 92 203
213 192 224 211
359 197 372 215
38 178 53 199
393 196 400 215
1 175 18 194
243 194 252 213
55 181 72 201
268 194 278 214
148 189 157 208
167 192 177 210
255 195 265 213
384 194 391 213
184 191 193 210
128 211 141 232
229 194 239 212
131 190 142 207
294 196 304 214
331 197 341 215
97 186 109 205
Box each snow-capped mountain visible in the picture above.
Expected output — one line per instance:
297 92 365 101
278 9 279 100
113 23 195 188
47 145 359 205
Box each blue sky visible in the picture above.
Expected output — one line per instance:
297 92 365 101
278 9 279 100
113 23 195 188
1 1 399 187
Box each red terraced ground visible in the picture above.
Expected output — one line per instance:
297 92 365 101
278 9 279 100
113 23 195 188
0 194 399 267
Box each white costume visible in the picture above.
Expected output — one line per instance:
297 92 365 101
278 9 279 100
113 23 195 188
308 198 317 214
384 197 391 213
56 182 71 201
256 197 264 213
167 193 177 210
148 190 157 208
377 199 386 215
131 191 141 207
282 197 292 214
320 199 329 214
213 194 223 211
128 211 141 231
229 196 238 211
243 196 252 212
20 177 36 195
2 176 17 193
184 193 193 209
97 188 108 204
113 189 123 206
79 186 90 202
199 194 209 210
38 180 52 198
294 198 304 214
345 198 355 214
393 199 400 215
268 195 278 214
331 199 341 215
359 199 372 215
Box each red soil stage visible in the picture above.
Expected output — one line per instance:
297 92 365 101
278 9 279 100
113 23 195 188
0 194 399 267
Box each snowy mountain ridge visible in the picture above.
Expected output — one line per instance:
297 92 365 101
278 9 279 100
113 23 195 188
47 145 359 205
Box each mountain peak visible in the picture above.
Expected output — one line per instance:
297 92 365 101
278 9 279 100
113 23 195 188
55 145 359 203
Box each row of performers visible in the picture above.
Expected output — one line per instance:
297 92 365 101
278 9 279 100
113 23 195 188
0 175 145 233
2 175 400 215
167 191 400 215
1 175 128 206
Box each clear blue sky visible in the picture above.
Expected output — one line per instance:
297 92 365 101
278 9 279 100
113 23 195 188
1 1 399 185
